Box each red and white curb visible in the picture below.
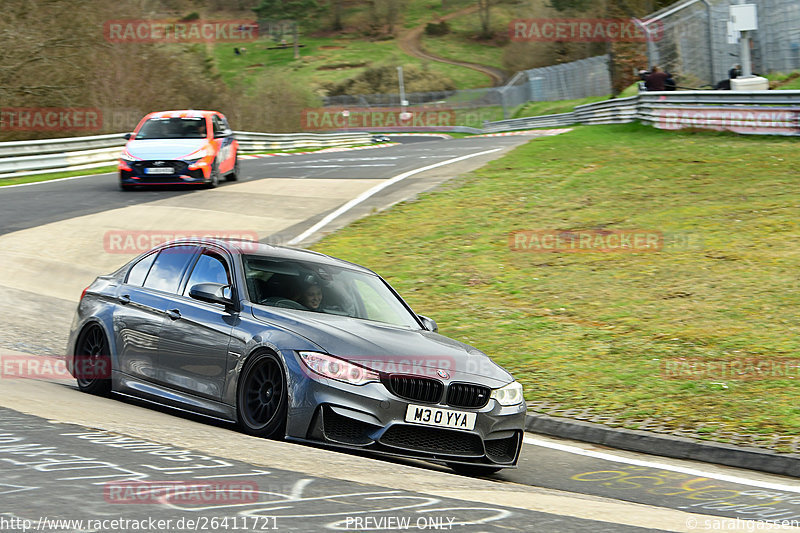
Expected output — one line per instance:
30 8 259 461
474 128 573 137
238 143 400 160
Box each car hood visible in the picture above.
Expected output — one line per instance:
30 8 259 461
250 306 513 386
125 139 207 160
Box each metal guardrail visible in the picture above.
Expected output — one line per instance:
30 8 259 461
573 96 639 125
482 112 578 132
0 131 372 179
0 133 126 158
484 90 800 135
234 131 370 152
3 92 798 179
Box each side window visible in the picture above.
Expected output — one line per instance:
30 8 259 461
183 253 230 296
212 116 224 137
125 252 157 286
142 246 198 293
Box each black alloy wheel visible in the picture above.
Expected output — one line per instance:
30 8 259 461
74 324 112 395
237 352 288 438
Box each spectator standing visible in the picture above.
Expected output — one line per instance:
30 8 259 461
645 66 669 91
715 65 743 90
664 71 677 91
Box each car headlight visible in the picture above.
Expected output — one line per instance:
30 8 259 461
120 150 137 161
298 351 379 386
491 381 524 406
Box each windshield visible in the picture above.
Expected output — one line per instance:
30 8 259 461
242 255 420 329
135 117 207 139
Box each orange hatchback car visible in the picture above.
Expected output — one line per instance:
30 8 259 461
119 110 239 190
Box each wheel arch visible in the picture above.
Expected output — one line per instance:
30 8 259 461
69 317 115 377
235 346 292 438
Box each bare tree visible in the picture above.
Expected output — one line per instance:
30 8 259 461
477 0 493 38
331 0 343 30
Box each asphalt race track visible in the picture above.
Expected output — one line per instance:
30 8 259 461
1 135 798 532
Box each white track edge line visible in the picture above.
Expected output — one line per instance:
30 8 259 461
523 435 800 493
287 147 502 245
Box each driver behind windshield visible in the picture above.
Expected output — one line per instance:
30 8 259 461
296 282 323 311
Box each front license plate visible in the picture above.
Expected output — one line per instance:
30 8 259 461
405 404 476 431
144 167 174 175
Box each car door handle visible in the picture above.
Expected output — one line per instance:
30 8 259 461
118 294 131 305
166 309 182 320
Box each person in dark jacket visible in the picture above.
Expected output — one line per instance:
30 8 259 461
645 66 669 91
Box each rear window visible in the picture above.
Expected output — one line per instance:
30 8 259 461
125 252 157 286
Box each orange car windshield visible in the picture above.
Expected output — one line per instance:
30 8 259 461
136 117 207 140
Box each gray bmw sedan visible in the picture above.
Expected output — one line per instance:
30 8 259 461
66 238 525 475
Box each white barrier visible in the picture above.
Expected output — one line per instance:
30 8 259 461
0 131 372 179
483 90 800 135
3 92 798 179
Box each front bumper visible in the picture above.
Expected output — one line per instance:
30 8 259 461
119 159 209 185
284 352 526 467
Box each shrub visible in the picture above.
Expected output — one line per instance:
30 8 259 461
424 21 450 36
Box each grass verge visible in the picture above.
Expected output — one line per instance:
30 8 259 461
0 166 118 187
514 96 609 118
213 34 489 91
312 123 800 449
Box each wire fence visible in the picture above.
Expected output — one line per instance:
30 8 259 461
641 0 800 87
521 55 612 102
322 55 611 121
323 1 800 124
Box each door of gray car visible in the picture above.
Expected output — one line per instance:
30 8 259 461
155 249 235 401
114 245 199 382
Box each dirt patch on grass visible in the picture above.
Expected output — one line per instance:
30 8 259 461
770 71 800 89
316 61 368 70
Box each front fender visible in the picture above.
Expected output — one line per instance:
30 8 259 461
221 310 324 409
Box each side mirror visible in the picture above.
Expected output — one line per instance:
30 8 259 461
189 283 235 309
123 133 132 140
215 129 232 138
418 315 438 333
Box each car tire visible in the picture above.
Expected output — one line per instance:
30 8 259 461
74 324 112 396
237 351 288 439
206 159 220 188
446 463 503 477
226 155 239 181
120 184 135 191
